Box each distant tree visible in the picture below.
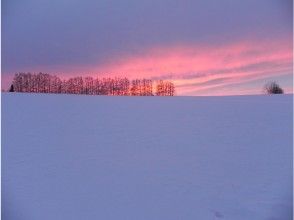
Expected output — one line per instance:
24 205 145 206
9 84 14 92
264 82 284 94
156 80 175 96
12 73 23 92
142 79 153 96
165 81 175 96
121 78 130 96
130 79 141 96
156 80 164 96
9 72 176 96
84 77 94 95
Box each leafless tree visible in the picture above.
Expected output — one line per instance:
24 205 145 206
10 73 175 96
156 80 175 96
264 81 284 94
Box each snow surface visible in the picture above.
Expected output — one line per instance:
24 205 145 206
2 93 293 220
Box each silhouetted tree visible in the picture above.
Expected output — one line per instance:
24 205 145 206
156 80 175 96
130 79 141 96
142 79 153 96
9 73 176 96
9 84 14 92
264 82 284 94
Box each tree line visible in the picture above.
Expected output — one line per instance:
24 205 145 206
9 72 175 96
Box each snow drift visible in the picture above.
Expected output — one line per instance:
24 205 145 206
2 93 293 220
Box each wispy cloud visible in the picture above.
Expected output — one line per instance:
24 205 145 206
88 38 292 95
2 38 292 96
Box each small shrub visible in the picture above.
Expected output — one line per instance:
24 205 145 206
9 84 14 92
264 82 284 94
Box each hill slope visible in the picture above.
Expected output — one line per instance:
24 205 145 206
2 93 293 220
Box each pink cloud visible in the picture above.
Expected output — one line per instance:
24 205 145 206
2 38 292 95
87 38 292 95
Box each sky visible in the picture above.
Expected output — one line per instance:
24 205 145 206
2 0 293 95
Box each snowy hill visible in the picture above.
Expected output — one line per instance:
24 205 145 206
2 93 293 220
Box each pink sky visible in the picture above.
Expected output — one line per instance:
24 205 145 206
2 0 292 96
2 38 293 95
91 39 292 95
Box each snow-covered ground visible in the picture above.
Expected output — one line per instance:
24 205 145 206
2 93 293 220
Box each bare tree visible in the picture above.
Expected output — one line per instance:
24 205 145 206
10 73 176 96
131 79 140 96
84 77 94 95
156 80 175 96
264 82 284 94
9 84 14 92
165 81 175 96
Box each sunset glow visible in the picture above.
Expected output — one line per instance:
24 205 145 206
2 0 293 96
88 39 292 95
